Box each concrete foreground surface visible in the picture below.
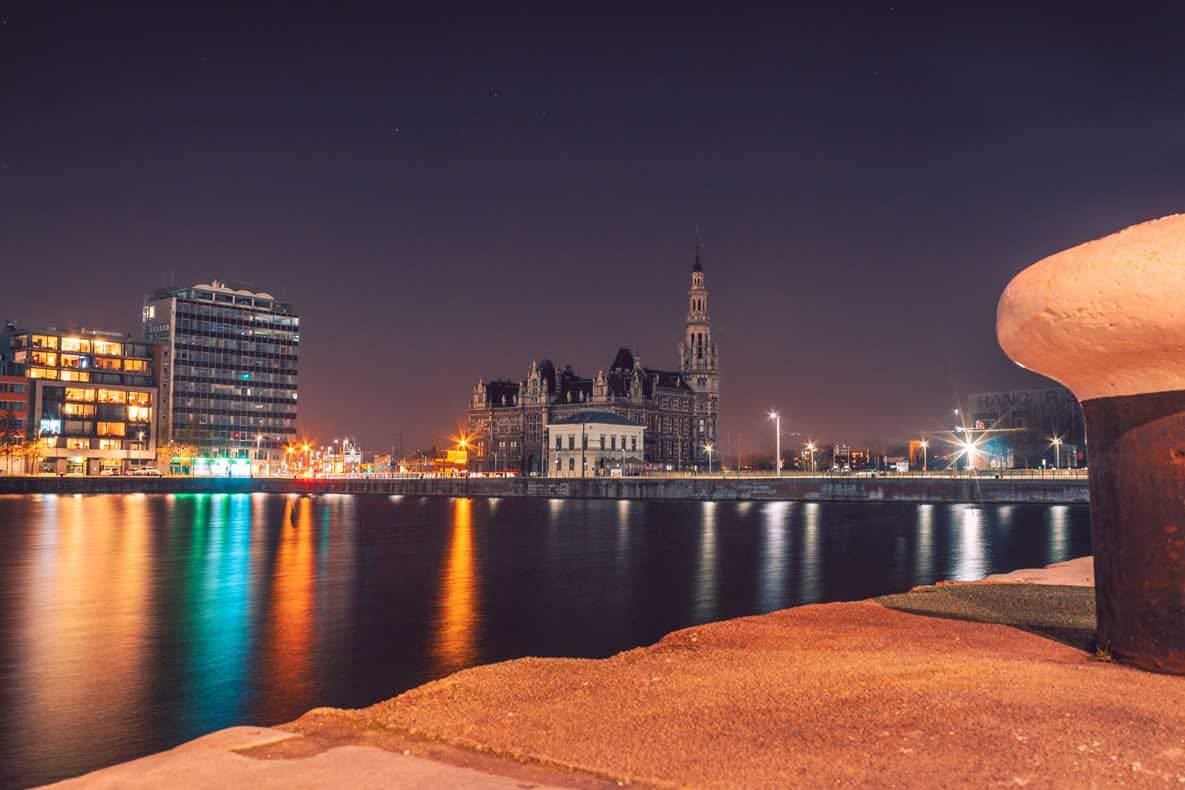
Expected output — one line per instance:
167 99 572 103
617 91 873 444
48 556 1185 788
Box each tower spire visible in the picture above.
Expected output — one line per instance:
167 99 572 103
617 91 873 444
694 226 704 272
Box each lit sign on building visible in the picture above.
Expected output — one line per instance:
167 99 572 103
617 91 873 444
39 418 62 435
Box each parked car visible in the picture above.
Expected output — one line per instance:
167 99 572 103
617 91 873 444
130 467 163 477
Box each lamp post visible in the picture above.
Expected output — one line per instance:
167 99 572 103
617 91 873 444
768 411 781 475
255 433 263 475
704 442 714 475
1052 436 1062 470
919 439 929 473
805 441 816 473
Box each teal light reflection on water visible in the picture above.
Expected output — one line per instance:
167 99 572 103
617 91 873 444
179 493 255 737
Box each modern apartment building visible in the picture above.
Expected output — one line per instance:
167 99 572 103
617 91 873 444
143 280 299 473
0 327 159 475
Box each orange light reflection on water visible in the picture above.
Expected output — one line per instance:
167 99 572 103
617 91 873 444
16 495 152 761
432 498 479 676
261 496 315 713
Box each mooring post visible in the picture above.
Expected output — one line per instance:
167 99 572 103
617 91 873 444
998 214 1185 673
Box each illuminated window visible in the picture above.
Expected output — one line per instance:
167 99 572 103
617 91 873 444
32 335 59 350
126 391 151 406
59 370 90 382
97 422 126 437
127 406 151 422
65 438 90 449
94 357 123 370
60 337 92 353
97 389 127 404
65 388 95 402
28 368 58 379
63 403 96 417
98 438 122 450
123 359 147 373
92 340 123 356
59 353 82 368
31 351 58 366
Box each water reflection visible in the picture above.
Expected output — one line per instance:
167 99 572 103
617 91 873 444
262 496 315 719
433 498 479 675
760 502 789 612
694 502 718 622
1048 505 1069 559
953 505 987 580
914 504 934 582
15 496 153 780
799 502 821 602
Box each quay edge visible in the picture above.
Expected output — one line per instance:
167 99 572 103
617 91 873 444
0 475 1089 504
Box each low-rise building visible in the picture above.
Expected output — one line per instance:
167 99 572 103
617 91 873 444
0 361 29 474
1 327 159 475
546 410 644 478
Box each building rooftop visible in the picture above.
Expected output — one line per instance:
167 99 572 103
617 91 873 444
551 410 643 427
146 279 295 313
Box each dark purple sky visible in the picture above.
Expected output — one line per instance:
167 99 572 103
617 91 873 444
4 3 1184 456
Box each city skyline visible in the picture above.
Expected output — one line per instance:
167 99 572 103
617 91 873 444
5 4 1184 452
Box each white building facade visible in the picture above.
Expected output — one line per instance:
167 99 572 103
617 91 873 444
546 410 645 478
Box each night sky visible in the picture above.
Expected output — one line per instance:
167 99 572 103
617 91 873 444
4 3 1184 458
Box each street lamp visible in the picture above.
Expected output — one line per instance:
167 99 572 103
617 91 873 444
1051 435 1062 470
919 439 929 473
768 411 781 475
704 442 714 475
805 441 816 473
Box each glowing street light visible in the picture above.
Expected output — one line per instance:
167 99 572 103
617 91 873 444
768 411 782 475
1051 435 1062 469
805 441 817 473
704 442 714 474
961 438 977 472
919 438 929 473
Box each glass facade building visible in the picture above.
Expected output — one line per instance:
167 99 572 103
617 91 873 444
1 328 158 475
143 280 299 472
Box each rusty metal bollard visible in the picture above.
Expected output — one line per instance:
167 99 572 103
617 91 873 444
998 214 1185 673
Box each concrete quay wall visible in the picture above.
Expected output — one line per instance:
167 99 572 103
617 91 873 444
0 475 1090 504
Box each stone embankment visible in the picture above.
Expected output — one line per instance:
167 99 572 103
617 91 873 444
0 474 1089 504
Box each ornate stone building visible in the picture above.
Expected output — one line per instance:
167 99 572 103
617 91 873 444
466 251 719 474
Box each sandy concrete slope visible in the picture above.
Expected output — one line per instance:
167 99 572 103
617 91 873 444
282 590 1184 788
981 555 1094 586
42 726 574 789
